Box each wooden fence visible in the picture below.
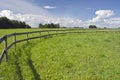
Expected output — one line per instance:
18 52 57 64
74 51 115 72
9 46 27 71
1 29 118 64
0 30 71 64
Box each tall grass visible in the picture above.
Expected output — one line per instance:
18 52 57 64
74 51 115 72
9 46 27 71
0 29 120 80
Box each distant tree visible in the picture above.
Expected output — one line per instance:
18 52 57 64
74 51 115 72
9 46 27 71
89 25 97 28
50 23 55 28
44 24 48 28
0 17 31 29
104 27 107 29
38 23 60 28
39 23 43 28
54 23 60 28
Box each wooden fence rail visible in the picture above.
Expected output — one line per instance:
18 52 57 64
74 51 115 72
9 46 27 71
0 30 70 64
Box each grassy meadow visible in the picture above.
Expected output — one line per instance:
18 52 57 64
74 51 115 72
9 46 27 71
0 29 120 80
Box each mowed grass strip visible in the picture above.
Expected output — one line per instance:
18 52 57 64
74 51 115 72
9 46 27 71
0 31 120 80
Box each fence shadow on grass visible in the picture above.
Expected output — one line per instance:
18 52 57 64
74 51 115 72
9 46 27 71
11 36 53 80
26 57 41 80
24 43 41 80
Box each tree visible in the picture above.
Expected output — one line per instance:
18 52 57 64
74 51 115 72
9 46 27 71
38 23 60 28
0 17 12 28
0 17 31 29
89 25 97 28
39 23 43 28
54 23 60 28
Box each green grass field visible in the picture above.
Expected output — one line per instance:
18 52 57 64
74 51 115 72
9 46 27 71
0 29 120 80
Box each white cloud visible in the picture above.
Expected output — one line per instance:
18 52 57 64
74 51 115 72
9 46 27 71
0 0 49 15
101 18 120 28
96 10 114 17
0 10 15 19
87 10 120 28
91 10 114 22
44 5 56 9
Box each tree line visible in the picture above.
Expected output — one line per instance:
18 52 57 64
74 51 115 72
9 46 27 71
0 17 31 29
0 17 99 29
39 23 60 28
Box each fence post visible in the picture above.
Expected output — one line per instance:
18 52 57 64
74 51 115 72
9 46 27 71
4 35 8 62
14 33 16 50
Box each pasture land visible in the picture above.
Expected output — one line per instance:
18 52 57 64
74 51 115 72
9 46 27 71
0 29 120 80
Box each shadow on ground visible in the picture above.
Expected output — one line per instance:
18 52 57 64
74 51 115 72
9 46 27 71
12 42 41 80
25 43 41 80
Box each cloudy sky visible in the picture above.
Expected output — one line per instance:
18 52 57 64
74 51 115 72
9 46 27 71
0 0 120 28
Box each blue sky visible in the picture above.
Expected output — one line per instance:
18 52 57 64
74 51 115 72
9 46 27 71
32 0 120 19
0 0 120 28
